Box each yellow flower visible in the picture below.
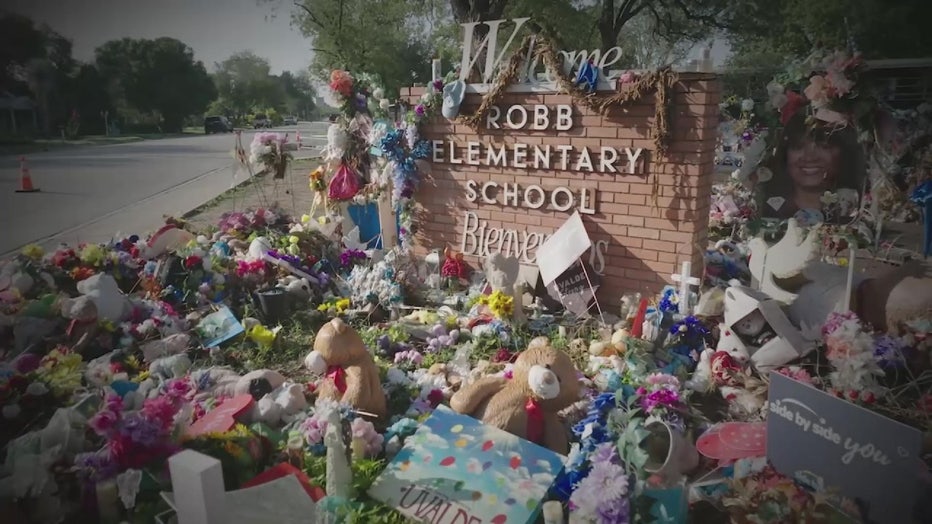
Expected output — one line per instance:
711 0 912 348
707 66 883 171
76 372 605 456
336 298 351 312
301 214 311 224
317 303 329 312
21 244 44 260
288 235 300 245
134 371 151 383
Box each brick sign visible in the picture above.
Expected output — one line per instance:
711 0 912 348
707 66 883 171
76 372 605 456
405 76 719 300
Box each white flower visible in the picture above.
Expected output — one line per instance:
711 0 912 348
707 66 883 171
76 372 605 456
766 80 784 98
373 88 384 100
741 98 755 112
379 98 390 110
420 91 432 104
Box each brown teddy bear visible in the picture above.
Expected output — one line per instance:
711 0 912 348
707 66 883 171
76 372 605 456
450 336 580 454
304 318 387 420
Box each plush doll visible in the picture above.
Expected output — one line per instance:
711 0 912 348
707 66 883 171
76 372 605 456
304 318 387 420
281 276 312 303
148 354 192 381
449 337 581 454
253 382 308 425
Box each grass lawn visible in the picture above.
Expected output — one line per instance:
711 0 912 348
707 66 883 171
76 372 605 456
0 128 205 156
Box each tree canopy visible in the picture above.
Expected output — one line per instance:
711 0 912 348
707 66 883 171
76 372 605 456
95 37 216 132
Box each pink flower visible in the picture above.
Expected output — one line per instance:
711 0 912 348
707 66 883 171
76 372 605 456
141 396 178 428
825 340 853 360
804 76 829 109
89 409 120 437
165 378 192 400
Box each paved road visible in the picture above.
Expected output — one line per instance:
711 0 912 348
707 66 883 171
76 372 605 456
0 122 329 257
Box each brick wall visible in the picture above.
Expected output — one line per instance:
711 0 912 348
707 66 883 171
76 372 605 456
403 73 720 304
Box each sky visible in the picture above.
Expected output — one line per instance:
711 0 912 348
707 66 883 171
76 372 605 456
4 0 314 74
4 0 729 84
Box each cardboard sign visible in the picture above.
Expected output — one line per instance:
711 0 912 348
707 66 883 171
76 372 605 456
368 406 564 524
536 211 591 286
767 372 923 524
197 306 245 348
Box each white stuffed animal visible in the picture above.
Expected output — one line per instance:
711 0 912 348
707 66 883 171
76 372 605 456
714 324 750 363
148 354 192 380
252 382 308 425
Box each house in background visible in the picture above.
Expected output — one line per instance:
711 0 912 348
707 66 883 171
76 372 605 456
0 92 38 135
867 58 932 110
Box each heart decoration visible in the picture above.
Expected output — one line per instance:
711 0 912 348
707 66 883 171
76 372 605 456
186 394 255 437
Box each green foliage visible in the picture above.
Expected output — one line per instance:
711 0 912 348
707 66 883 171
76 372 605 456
287 0 438 96
727 0 932 65
212 51 288 120
95 37 217 132
303 455 407 523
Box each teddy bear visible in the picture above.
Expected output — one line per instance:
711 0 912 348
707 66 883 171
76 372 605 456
303 317 387 420
449 336 580 454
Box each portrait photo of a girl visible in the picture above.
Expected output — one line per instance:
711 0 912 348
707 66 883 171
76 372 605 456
759 110 867 224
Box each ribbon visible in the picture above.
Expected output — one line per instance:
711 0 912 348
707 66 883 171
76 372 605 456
525 398 544 445
327 365 347 395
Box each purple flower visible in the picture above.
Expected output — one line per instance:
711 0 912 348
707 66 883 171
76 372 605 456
414 104 426 116
590 442 617 464
596 497 630 524
122 412 166 447
641 388 680 413
432 79 444 92
74 449 119 483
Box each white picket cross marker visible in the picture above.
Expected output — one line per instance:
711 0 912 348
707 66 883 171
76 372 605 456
168 450 227 524
671 261 701 315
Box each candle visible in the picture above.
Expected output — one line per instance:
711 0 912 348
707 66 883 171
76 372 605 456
843 247 856 312
351 436 367 460
542 501 564 524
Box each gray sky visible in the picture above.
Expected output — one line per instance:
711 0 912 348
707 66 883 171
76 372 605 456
4 0 313 74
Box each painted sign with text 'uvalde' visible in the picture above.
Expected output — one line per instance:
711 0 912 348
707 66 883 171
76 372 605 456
430 103 647 276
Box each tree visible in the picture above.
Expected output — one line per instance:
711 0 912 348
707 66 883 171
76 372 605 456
213 51 282 119
96 37 216 132
0 12 77 135
284 0 436 96
278 70 317 118
727 0 932 62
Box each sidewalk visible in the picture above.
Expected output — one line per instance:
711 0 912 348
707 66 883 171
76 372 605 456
182 155 322 231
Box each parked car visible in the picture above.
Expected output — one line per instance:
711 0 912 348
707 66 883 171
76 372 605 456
253 114 272 129
282 115 297 125
203 116 233 134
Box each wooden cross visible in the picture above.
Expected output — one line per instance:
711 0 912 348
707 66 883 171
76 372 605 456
671 261 701 316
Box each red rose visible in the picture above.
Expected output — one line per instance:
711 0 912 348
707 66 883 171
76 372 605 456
780 90 807 125
184 255 203 270
710 351 742 387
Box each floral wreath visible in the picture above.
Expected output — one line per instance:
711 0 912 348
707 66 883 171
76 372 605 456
326 70 444 251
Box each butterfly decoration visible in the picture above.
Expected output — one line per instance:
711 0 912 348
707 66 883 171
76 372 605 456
575 59 599 92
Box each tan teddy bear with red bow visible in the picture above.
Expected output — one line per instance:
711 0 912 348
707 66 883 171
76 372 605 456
304 318 386 420
450 337 580 454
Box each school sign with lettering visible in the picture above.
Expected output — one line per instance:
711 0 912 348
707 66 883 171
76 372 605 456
407 18 720 298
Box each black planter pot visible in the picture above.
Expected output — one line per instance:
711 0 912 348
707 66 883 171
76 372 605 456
254 287 289 323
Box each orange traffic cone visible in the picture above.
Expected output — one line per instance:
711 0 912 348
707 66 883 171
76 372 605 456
15 156 40 193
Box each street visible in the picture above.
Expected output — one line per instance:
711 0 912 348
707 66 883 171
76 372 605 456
0 122 328 257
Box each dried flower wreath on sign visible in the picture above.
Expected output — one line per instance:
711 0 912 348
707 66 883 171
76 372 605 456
454 34 680 208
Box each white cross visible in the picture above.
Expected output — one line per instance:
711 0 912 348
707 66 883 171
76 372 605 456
671 261 701 316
